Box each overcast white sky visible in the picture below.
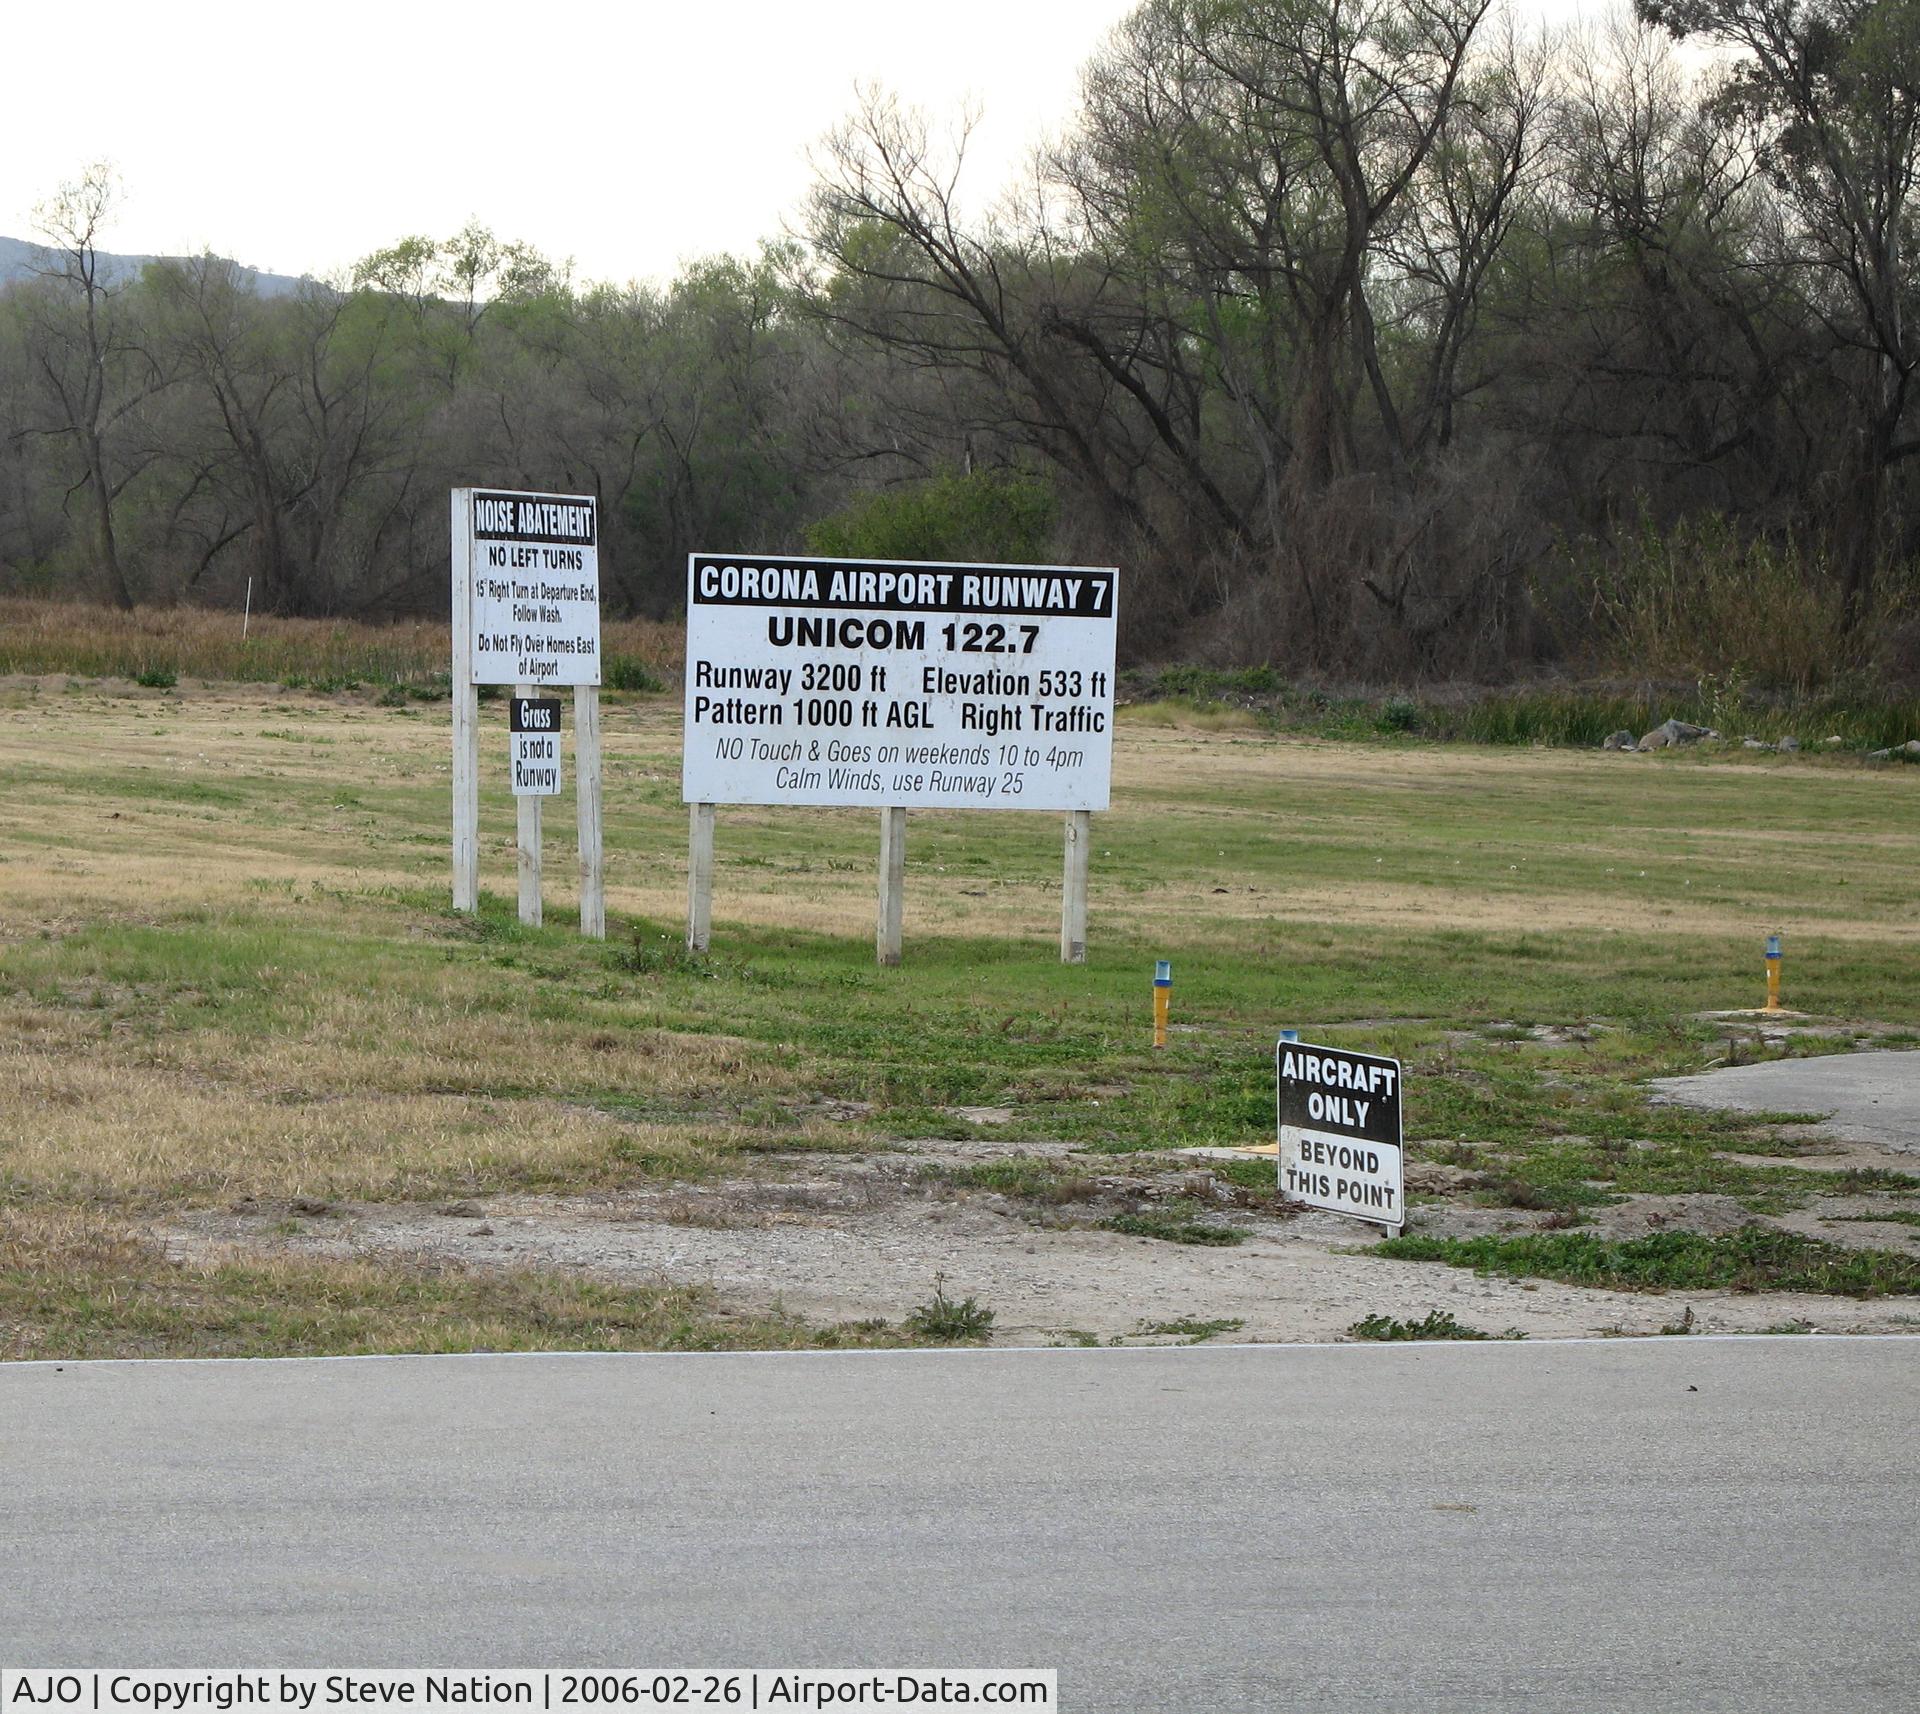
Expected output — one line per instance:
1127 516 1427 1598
7 0 1606 290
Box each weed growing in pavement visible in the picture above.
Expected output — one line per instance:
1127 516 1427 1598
1139 1317 1246 1342
1349 1310 1524 1342
905 1277 996 1342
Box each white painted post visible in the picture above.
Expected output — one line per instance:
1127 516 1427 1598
450 490 480 914
575 684 604 939
687 801 715 953
517 681 542 927
1061 808 1090 964
877 806 906 967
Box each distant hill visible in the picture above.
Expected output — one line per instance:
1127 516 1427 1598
0 234 315 297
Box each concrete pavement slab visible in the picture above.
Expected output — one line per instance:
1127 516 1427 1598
1651 1049 1920 1154
4 1339 1917 1712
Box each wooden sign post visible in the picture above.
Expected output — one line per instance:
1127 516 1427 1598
451 496 480 915
1061 808 1090 964
514 681 543 927
576 685 605 939
686 800 715 953
877 806 907 967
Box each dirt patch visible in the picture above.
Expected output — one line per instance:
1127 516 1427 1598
154 1145 1920 1344
1393 1193 1766 1246
1781 1198 1920 1250
1718 1142 1920 1176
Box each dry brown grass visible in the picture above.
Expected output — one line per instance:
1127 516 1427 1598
138 995 796 1106
3 682 1917 1300
5 682 1917 946
1116 699 1265 731
0 1205 903 1360
0 977 833 1206
0 597 682 684
2 1053 701 1205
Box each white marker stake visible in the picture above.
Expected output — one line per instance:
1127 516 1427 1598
687 801 715 953
1061 809 1090 964
575 685 604 939
877 806 906 967
450 490 479 913
517 681 542 927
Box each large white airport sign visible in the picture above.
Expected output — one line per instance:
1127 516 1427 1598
682 554 1118 811
1278 1042 1405 1230
465 490 601 686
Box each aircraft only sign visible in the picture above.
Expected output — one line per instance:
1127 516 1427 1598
1278 1041 1405 1231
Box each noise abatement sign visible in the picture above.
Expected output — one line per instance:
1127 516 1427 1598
466 490 600 686
1278 1041 1404 1230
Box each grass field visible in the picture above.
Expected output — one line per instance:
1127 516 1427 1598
0 598 681 692
3 674 1919 1356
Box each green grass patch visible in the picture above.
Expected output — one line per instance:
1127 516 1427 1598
1376 1227 1920 1297
1117 699 1263 732
1104 1211 1245 1246
603 654 665 692
934 1158 1106 1203
1117 665 1920 751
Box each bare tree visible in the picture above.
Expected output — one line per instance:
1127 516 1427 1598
18 163 163 608
803 89 1174 551
1641 0 1920 613
153 258 408 614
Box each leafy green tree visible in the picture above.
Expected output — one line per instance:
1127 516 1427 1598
806 469 1056 562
